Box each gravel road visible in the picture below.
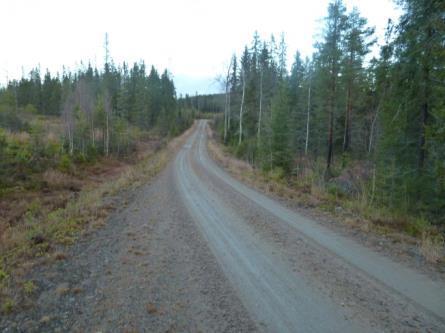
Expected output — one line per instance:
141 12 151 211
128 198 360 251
2 120 445 332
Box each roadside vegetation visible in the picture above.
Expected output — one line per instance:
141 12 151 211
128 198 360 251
207 124 444 266
205 0 444 260
0 44 195 313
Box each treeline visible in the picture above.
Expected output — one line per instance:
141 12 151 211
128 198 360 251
179 93 225 114
0 58 193 189
217 0 444 223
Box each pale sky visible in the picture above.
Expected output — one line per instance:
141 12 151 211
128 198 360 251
0 0 401 95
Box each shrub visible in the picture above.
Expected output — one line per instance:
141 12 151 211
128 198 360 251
1 298 14 314
0 268 8 284
0 106 27 131
405 217 430 237
420 233 444 264
269 167 285 182
23 280 37 295
58 154 73 173
24 104 37 114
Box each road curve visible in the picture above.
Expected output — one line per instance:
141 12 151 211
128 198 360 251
174 120 445 332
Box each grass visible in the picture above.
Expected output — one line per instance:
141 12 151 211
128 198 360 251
23 280 37 295
0 121 196 314
1 298 15 314
420 233 445 264
0 269 8 283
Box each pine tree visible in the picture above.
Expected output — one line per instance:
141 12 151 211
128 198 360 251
341 7 375 153
289 51 306 154
378 0 445 217
271 81 291 171
317 0 347 174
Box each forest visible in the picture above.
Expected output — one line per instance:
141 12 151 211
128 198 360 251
213 0 445 227
0 52 193 193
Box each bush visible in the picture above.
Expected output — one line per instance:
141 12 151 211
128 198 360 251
1 298 14 314
0 105 28 131
86 145 99 162
405 217 430 237
326 182 344 199
0 268 8 284
23 280 37 295
58 154 73 173
24 104 37 114
269 167 285 182
419 233 444 263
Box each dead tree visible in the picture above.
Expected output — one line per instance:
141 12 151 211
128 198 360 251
223 58 233 143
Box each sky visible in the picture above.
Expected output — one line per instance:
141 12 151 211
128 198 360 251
0 0 402 95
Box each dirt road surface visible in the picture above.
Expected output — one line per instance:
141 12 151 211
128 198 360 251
2 120 445 332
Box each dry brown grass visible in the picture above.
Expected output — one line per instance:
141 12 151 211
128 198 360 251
55 284 70 296
208 139 253 175
420 233 444 264
52 252 67 261
42 169 81 191
39 315 51 324
71 287 83 294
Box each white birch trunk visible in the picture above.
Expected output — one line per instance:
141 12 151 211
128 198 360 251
238 69 246 146
105 111 109 156
305 74 312 155
257 68 263 143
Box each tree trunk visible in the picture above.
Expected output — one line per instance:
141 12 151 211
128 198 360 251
68 123 74 156
91 118 95 147
418 27 432 172
418 98 428 171
368 104 379 154
224 84 229 143
327 103 334 171
305 73 311 155
105 111 109 156
228 88 231 134
327 68 336 173
257 68 263 143
224 61 232 143
343 84 352 152
326 12 340 174
238 69 246 146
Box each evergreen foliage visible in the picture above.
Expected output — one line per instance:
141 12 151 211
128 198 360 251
0 56 193 190
216 0 445 224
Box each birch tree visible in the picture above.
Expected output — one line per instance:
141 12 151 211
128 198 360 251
238 67 246 146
